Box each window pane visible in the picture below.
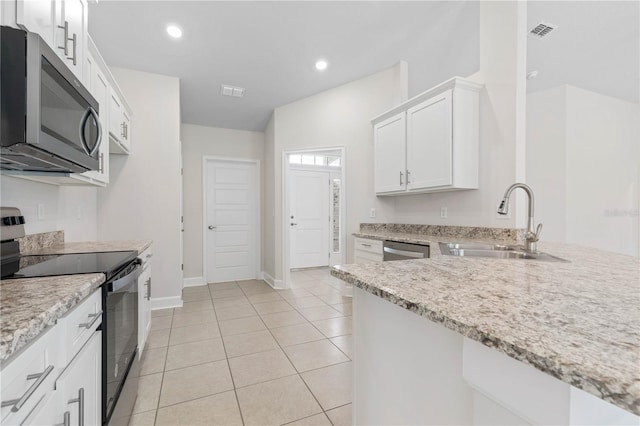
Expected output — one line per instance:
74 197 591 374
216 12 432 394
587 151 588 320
332 179 341 252
328 156 341 167
289 154 301 164
315 155 326 166
301 155 314 165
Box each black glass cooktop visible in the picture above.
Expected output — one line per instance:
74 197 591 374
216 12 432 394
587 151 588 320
5 251 137 281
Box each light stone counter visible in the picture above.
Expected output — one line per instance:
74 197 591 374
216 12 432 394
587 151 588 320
25 240 152 256
333 239 640 415
0 274 105 364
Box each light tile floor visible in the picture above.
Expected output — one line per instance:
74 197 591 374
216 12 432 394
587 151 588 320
131 268 353 426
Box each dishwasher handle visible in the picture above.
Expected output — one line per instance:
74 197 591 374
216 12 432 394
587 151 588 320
383 246 426 259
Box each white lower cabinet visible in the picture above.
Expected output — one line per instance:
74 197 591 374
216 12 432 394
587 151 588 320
138 246 153 357
0 288 102 426
55 331 101 426
353 237 383 263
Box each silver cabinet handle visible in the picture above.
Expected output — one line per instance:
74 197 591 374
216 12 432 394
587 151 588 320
361 243 372 247
400 171 404 186
121 123 125 138
145 253 153 259
57 21 69 56
208 225 216 230
406 170 411 184
68 388 84 426
99 153 104 174
70 32 77 65
55 411 71 426
146 278 151 300
78 310 103 329
1 365 54 412
290 223 298 226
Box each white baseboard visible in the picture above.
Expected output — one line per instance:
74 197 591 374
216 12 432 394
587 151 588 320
261 271 285 289
151 296 183 310
183 276 205 287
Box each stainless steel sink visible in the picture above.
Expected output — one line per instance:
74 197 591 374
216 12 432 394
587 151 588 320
442 242 516 251
438 242 568 262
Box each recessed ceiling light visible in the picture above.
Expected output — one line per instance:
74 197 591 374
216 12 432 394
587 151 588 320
166 25 182 39
315 59 328 71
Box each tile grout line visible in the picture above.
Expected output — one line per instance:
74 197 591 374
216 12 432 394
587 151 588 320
211 280 247 426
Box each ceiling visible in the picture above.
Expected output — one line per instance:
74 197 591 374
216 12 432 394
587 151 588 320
89 1 638 133
88 1 479 131
527 1 639 103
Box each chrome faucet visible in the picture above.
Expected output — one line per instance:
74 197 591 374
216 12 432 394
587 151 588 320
497 183 543 253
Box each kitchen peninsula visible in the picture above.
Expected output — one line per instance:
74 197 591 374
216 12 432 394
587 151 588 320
333 225 640 425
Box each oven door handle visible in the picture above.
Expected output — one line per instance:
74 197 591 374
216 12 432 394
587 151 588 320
110 263 142 293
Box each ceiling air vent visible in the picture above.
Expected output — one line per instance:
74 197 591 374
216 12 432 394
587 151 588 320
528 22 557 39
221 84 245 98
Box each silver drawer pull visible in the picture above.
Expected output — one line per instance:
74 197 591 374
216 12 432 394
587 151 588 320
54 411 71 426
361 243 372 247
68 388 85 426
1 365 54 412
145 253 153 259
78 310 103 329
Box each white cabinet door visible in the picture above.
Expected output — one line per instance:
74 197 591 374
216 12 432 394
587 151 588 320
15 0 55 46
78 51 109 185
109 91 122 140
121 109 131 149
406 90 453 190
374 112 406 194
56 331 102 426
22 390 66 426
53 0 86 80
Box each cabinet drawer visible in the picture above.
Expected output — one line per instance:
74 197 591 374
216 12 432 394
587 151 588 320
354 250 384 263
57 289 102 364
1 325 60 424
354 238 383 254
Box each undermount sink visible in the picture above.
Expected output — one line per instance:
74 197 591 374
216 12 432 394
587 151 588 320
438 242 568 262
442 242 517 251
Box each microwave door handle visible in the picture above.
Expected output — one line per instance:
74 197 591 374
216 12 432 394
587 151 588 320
79 107 102 156
88 107 102 156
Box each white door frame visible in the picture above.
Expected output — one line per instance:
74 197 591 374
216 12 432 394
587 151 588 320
282 146 346 288
202 156 261 284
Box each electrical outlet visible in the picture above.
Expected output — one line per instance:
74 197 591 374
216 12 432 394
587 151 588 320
369 208 376 219
37 204 45 221
440 207 447 218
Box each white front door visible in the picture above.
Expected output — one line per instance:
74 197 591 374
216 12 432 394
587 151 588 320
290 170 330 269
205 160 258 283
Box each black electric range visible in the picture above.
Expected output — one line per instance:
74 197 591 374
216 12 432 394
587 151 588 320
1 250 141 426
3 251 138 280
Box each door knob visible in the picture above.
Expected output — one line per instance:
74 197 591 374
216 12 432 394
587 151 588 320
291 223 298 226
208 226 216 230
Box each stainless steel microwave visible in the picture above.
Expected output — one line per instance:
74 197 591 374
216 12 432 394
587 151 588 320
1 26 101 173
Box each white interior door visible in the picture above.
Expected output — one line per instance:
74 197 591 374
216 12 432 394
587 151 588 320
290 170 330 269
205 160 258 283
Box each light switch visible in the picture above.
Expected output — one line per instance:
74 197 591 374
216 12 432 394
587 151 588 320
440 207 447 218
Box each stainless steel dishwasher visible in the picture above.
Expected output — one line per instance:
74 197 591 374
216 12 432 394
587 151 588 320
383 240 430 261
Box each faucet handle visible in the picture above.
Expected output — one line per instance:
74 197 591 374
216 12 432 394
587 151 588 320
534 223 543 241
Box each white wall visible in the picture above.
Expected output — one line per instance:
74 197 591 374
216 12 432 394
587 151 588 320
388 1 529 229
181 123 264 280
528 85 640 257
0 177 97 242
264 63 407 282
97 68 182 303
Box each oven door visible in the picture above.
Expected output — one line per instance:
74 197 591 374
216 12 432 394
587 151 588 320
103 261 140 425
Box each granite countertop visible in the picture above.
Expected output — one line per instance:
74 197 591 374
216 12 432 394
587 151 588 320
334 235 640 415
24 240 152 256
0 274 105 364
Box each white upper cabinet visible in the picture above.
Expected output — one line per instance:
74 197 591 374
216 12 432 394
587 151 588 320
14 0 55 46
406 90 453 190
374 113 406 194
372 77 482 196
53 0 86 81
109 89 132 154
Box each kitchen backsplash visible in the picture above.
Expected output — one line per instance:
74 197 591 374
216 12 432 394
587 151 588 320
360 223 525 242
17 231 64 254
